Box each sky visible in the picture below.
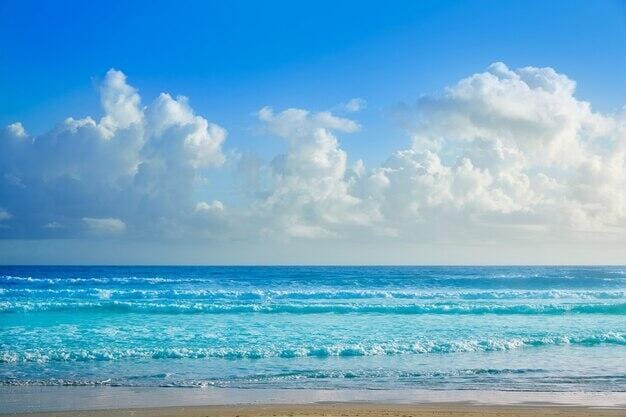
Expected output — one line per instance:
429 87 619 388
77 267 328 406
2 0 626 264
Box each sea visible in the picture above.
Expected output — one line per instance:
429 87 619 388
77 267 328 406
1 265 626 394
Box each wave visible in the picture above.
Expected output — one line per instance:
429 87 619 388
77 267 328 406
0 368 549 387
3 288 626 301
0 275 183 285
4 268 626 290
2 333 625 363
3 300 626 315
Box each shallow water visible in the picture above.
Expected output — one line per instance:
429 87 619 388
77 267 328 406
1 266 625 391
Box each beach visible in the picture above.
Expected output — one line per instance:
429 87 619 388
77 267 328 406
2 386 626 415
5 403 626 417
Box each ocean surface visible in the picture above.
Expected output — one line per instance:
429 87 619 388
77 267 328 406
1 266 626 392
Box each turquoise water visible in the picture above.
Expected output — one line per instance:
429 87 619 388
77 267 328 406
1 266 626 391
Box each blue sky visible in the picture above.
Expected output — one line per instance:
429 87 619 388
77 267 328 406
2 1 626 264
3 0 626 162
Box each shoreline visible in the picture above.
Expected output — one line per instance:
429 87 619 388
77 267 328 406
3 403 626 417
2 387 626 415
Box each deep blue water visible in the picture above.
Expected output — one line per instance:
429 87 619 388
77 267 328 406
1 266 626 391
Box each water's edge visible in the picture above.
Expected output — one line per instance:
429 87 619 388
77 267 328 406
2 387 626 414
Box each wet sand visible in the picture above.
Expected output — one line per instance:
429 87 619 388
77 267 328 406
4 404 626 417
3 387 626 416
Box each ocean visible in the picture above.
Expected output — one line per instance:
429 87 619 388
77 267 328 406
1 266 626 392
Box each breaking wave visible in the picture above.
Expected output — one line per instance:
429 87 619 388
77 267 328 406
3 287 626 301
2 333 625 363
3 300 626 315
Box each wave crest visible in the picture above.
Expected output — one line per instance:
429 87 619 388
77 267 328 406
3 300 626 315
2 333 625 363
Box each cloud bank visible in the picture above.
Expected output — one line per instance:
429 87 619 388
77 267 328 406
1 70 226 239
2 63 626 246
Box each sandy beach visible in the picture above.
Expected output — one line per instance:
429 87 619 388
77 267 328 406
3 387 626 416
4 404 626 417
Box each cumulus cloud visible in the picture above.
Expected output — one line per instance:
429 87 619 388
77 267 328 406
0 208 11 222
99 69 143 135
195 200 225 213
248 63 626 241
396 62 611 167
83 217 126 236
0 69 226 239
6 122 27 138
382 62 626 238
3 63 626 246
253 106 379 238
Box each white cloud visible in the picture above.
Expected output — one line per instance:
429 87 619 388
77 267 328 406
252 106 380 238
0 69 226 239
146 93 226 168
6 122 27 138
195 200 224 213
3 63 626 248
99 69 143 135
83 217 126 235
374 62 626 239
343 98 367 113
0 208 11 221
397 63 611 166
44 221 63 229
